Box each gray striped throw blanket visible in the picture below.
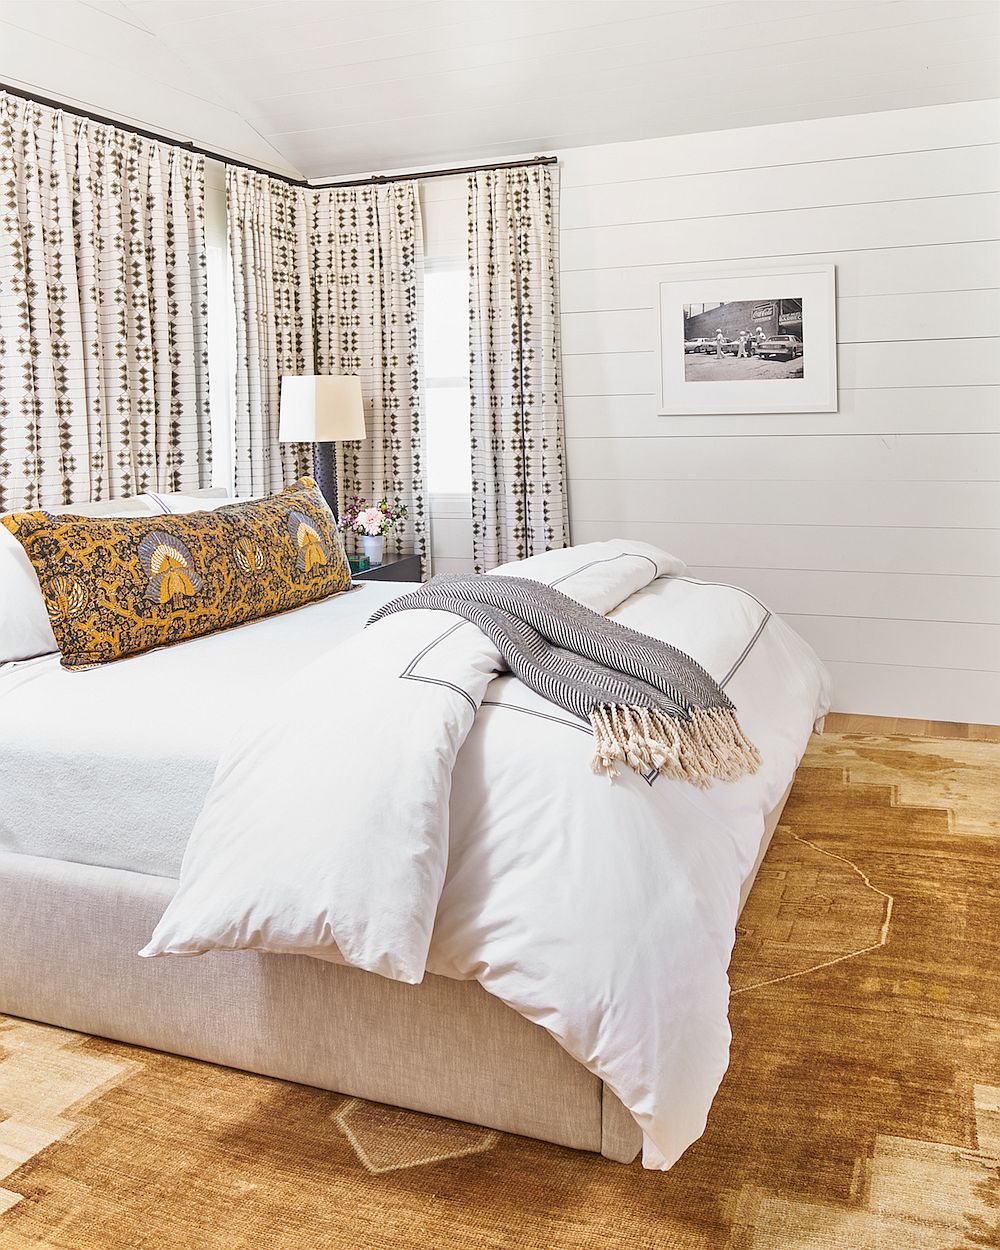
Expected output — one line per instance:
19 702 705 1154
368 573 760 786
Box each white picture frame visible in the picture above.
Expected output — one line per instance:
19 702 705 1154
657 264 838 415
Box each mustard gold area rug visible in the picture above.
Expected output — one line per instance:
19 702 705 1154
1 732 998 1249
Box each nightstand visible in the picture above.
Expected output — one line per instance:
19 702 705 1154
351 554 422 583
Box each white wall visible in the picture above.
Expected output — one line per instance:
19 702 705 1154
421 100 1000 723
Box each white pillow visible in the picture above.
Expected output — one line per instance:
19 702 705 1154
0 495 167 664
0 524 59 663
142 489 232 513
49 496 162 519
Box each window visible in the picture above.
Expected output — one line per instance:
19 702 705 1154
206 241 237 494
423 262 472 496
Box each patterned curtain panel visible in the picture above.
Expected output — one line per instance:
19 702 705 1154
0 93 210 512
311 182 427 568
467 164 569 573
227 168 315 496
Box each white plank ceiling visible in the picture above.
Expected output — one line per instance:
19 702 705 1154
2 0 996 178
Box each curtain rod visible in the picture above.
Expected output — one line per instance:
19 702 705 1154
310 154 558 188
0 81 557 188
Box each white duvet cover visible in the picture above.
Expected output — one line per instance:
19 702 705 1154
141 541 830 1170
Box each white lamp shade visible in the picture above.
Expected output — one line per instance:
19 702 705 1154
278 375 366 443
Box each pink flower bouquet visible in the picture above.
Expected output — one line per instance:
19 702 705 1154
340 495 408 537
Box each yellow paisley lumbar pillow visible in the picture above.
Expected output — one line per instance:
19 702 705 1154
1 478 352 669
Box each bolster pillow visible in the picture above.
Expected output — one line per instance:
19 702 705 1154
1 478 352 669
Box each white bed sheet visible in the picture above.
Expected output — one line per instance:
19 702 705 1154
0 583 409 878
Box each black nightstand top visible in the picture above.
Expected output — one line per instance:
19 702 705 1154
351 553 423 583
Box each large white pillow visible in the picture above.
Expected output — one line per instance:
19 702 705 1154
0 524 60 663
142 488 232 513
49 496 162 518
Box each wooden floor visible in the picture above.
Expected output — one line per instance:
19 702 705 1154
824 713 1000 742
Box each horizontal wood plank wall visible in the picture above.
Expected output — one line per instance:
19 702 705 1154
419 102 1000 722
560 99 1000 725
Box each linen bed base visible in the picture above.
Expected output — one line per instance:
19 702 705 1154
0 786 791 1165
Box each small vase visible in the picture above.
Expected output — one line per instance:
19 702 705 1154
361 534 385 566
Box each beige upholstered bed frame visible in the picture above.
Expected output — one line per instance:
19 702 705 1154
0 784 793 1165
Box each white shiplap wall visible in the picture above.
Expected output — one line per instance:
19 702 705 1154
421 100 1000 723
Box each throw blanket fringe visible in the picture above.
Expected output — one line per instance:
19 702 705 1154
590 705 761 785
370 573 761 786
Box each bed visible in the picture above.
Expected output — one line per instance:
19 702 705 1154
0 530 829 1169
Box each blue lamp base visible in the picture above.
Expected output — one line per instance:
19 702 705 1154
312 442 338 518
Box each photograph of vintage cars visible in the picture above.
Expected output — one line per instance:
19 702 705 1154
682 298 805 381
659 265 836 415
757 334 804 361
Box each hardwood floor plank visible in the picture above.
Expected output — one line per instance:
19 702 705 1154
824 713 1000 740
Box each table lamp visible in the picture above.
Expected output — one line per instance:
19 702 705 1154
278 375 366 518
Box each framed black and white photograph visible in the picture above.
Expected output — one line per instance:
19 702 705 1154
657 265 837 414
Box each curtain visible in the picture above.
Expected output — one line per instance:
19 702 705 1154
0 93 209 513
311 182 427 568
227 168 314 496
467 164 568 573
